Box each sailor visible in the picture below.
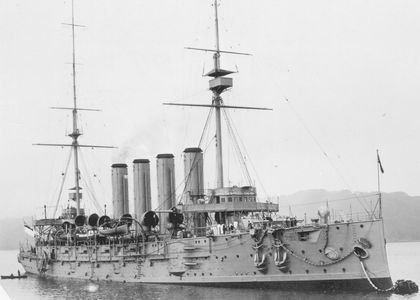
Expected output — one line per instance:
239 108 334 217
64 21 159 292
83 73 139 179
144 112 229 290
248 221 253 229
229 224 234 232
18 270 21 277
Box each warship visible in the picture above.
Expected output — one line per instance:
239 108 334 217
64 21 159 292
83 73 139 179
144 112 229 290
18 0 397 292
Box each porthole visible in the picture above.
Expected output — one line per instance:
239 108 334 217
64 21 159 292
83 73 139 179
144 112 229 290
305 270 309 274
301 250 305 255
236 255 239 258
318 249 322 253
342 268 346 273
336 226 340 230
360 224 364 228
323 269 327 273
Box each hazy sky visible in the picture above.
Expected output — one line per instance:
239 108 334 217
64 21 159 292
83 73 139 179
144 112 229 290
1 0 420 220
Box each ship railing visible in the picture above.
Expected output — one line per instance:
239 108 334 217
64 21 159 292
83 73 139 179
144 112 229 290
327 210 379 224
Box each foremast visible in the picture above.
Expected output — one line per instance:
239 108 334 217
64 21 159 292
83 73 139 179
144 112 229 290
34 0 115 217
69 0 82 214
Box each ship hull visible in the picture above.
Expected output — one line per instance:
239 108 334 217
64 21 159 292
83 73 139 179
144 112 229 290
18 219 392 291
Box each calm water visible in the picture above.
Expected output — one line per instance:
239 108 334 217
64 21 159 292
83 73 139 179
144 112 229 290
1 242 419 300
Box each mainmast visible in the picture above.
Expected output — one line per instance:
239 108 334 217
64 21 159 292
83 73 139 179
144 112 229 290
213 0 224 188
163 0 270 190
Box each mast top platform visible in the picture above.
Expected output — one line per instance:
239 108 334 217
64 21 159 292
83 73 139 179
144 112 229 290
205 68 235 78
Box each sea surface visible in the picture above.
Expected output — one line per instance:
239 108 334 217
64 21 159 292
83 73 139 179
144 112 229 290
0 242 419 300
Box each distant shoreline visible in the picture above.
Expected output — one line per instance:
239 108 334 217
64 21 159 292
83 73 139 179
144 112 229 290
388 240 420 244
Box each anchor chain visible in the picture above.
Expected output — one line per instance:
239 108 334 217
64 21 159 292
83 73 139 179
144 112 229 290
359 259 394 293
271 225 352 267
274 242 354 267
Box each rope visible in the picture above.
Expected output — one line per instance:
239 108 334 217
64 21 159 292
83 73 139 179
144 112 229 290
53 148 73 218
154 107 214 210
284 98 371 216
79 150 104 214
222 108 253 186
223 107 269 196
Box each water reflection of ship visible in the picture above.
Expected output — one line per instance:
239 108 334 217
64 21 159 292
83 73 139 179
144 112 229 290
18 0 396 292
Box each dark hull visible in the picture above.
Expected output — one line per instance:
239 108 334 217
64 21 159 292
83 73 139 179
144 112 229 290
155 277 393 292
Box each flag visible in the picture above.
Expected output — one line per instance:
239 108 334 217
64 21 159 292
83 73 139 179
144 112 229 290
377 152 384 174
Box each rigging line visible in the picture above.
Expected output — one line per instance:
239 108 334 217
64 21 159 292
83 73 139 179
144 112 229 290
277 192 380 208
370 198 380 219
80 139 109 203
181 108 191 154
222 109 252 185
154 107 215 210
226 111 253 185
223 108 268 197
79 149 104 214
53 148 73 218
80 176 102 214
199 107 215 147
223 107 259 187
164 134 216 209
284 98 371 215
222 108 250 184
177 108 214 205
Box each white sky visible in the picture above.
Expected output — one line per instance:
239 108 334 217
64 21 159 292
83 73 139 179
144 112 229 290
1 0 420 219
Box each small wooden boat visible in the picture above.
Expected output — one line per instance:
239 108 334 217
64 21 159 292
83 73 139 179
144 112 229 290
1 274 28 280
